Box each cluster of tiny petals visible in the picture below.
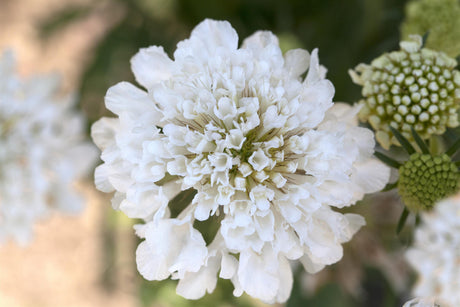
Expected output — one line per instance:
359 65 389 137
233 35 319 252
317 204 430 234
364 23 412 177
92 19 390 303
406 193 460 307
0 51 97 245
162 83 308 211
398 153 459 212
350 35 460 149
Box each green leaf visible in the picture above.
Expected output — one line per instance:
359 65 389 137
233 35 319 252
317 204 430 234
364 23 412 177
396 207 409 234
154 173 179 186
446 138 460 156
390 127 416 155
168 188 197 218
39 6 92 39
415 213 421 227
421 31 430 47
411 127 430 154
382 181 398 191
374 151 401 168
193 214 223 245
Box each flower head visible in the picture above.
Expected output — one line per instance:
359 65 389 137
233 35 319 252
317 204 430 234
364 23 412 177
350 35 460 149
406 193 460 307
92 19 390 303
0 51 97 245
403 297 445 307
398 153 459 211
402 0 460 58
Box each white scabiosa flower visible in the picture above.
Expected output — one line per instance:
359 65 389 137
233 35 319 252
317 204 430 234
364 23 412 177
92 19 390 303
403 297 446 307
406 193 460 307
0 51 97 245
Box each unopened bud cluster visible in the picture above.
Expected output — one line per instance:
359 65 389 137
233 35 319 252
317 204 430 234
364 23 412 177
398 153 459 211
350 35 460 149
402 0 460 58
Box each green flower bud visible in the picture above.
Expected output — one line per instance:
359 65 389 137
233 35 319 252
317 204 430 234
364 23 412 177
402 0 460 58
398 153 459 211
350 36 460 149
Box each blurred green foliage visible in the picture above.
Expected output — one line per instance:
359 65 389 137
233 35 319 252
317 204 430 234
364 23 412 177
140 279 256 307
39 5 92 39
40 0 409 126
401 0 460 58
39 0 413 306
175 0 408 103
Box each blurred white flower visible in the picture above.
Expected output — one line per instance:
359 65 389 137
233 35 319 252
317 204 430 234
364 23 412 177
92 19 390 303
403 297 445 307
406 193 460 307
0 51 97 245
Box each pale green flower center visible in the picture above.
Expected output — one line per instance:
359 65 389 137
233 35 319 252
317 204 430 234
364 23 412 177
351 36 460 149
398 153 459 211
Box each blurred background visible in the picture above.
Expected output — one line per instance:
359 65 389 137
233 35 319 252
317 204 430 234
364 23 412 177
0 0 415 306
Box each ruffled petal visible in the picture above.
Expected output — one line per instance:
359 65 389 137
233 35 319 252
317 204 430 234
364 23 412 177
174 19 238 61
90 117 118 150
136 219 208 280
105 82 161 123
351 159 390 194
176 256 220 299
131 46 175 89
242 31 283 68
284 49 310 77
237 249 279 302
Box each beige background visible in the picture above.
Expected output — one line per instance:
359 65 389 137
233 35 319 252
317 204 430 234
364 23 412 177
0 1 137 306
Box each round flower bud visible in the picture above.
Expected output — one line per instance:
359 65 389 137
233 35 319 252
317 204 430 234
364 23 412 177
350 35 460 149
398 153 459 211
402 0 460 58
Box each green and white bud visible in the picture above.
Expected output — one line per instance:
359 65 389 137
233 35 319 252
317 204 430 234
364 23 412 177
350 35 460 149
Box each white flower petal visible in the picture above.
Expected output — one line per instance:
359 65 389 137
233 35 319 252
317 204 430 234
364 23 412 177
120 184 168 219
94 164 114 193
136 220 207 280
91 117 118 150
284 49 310 77
136 240 171 280
131 46 174 89
220 253 238 279
237 250 279 302
299 254 325 274
176 256 220 299
254 211 275 242
351 159 390 194
243 30 279 50
242 31 283 67
305 49 322 84
274 256 293 303
105 81 161 123
174 19 238 61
